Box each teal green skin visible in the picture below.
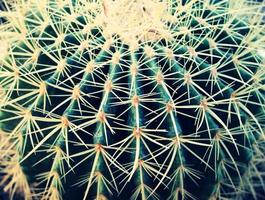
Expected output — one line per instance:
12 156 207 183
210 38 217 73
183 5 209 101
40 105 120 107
0 0 264 199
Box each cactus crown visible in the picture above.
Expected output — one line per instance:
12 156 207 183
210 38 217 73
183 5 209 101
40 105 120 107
0 0 265 200
101 0 170 44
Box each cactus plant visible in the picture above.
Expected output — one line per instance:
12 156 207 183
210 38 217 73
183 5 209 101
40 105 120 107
0 0 265 199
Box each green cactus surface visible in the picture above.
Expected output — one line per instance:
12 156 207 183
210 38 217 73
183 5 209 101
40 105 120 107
0 0 265 200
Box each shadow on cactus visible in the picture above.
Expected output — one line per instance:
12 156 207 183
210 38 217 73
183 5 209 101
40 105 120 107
0 0 265 200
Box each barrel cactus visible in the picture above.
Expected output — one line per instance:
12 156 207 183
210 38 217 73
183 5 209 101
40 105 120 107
0 0 265 199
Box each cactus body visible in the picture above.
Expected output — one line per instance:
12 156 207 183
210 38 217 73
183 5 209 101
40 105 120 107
0 0 265 200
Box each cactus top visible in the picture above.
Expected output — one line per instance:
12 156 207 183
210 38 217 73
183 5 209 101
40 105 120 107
98 0 172 46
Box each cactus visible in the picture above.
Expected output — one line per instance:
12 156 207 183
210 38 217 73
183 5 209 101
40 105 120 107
0 0 265 199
